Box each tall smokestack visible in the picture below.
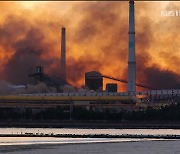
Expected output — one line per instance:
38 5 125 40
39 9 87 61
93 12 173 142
61 27 66 82
128 0 136 94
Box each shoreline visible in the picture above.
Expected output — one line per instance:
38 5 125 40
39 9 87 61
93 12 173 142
0 133 180 139
0 138 177 146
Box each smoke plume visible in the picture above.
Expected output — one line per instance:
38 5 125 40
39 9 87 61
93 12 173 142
0 1 179 92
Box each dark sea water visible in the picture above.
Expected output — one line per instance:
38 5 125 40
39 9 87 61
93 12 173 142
0 140 180 154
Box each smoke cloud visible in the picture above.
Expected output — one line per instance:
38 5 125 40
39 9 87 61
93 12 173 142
0 1 179 92
0 81 58 95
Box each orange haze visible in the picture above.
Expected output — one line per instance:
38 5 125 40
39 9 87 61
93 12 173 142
0 1 179 91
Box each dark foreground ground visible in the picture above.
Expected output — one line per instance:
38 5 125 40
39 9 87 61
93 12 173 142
0 140 180 154
1 120 180 129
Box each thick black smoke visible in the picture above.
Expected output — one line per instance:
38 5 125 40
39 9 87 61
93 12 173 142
0 16 58 85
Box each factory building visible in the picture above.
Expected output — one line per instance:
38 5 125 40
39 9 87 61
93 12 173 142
28 27 69 92
85 71 103 91
28 66 67 91
106 83 118 92
28 66 44 85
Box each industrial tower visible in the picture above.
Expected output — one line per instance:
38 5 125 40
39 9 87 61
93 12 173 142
128 0 136 94
61 27 66 82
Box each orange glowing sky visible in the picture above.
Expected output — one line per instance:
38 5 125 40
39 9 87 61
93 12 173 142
0 1 179 91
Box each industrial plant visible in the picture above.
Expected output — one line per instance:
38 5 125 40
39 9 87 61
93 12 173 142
0 0 180 122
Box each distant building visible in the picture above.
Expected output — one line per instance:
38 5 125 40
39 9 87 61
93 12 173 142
28 66 68 92
106 83 118 92
85 71 103 91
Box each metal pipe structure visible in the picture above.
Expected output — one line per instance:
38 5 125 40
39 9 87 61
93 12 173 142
61 27 66 82
128 0 136 94
0 95 140 103
0 103 136 108
102 75 153 90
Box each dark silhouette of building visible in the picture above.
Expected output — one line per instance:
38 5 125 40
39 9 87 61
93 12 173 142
106 83 118 92
28 66 67 91
85 71 103 91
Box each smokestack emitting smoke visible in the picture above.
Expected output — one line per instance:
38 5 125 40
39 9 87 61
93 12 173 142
0 2 179 91
128 0 136 93
61 27 66 82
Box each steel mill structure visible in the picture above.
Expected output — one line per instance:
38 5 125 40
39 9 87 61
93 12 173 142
128 0 136 94
85 71 103 91
0 0 180 111
61 27 66 82
28 66 67 91
106 83 118 92
85 72 152 91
